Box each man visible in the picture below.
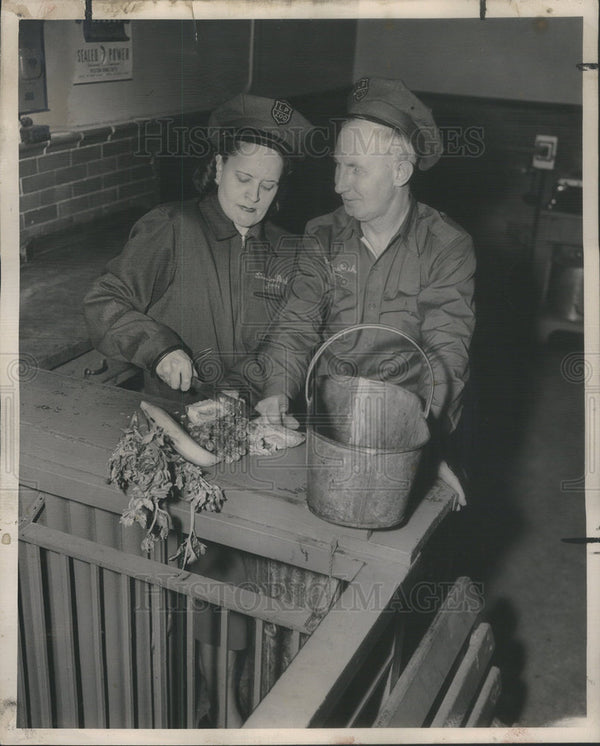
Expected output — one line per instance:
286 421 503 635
253 77 476 504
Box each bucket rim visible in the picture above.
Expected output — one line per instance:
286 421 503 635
307 424 430 455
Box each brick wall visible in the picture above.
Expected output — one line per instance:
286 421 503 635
19 121 160 253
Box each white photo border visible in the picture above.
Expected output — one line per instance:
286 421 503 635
1 1 598 744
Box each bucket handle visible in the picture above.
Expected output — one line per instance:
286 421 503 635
304 323 435 419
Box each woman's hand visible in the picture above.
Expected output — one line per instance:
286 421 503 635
255 394 299 429
156 349 198 391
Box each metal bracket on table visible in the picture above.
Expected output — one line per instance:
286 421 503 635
19 493 46 530
84 358 108 377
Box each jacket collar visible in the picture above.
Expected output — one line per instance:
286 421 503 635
200 192 265 242
334 194 421 256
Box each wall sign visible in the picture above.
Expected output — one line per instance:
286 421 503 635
73 21 132 85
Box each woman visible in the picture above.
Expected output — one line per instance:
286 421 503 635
84 94 313 726
84 93 312 401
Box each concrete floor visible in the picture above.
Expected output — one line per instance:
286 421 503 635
445 227 587 726
493 342 586 726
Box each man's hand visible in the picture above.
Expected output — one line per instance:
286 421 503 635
255 394 299 429
155 349 198 391
438 460 467 511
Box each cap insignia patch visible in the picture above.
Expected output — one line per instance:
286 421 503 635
353 78 370 101
271 99 293 126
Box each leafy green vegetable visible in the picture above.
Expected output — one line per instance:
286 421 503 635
108 410 226 567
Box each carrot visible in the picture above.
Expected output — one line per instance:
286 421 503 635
139 400 221 467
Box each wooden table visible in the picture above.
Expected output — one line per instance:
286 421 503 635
19 370 456 728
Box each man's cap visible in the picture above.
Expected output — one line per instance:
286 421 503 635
347 77 442 170
208 93 313 156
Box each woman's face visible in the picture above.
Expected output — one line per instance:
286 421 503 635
215 141 284 229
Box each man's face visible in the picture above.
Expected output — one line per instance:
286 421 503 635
334 119 399 224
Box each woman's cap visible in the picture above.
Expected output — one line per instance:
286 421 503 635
208 93 313 156
347 77 442 170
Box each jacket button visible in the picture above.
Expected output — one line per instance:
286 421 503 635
368 303 377 310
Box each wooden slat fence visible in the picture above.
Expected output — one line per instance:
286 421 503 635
17 492 324 728
18 489 480 730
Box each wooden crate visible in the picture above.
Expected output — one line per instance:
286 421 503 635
18 371 460 729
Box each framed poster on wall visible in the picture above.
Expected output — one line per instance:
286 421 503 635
73 20 133 85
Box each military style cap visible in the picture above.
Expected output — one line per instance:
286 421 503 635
347 77 442 170
208 93 313 156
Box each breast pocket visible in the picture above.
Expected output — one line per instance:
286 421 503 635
245 279 287 330
333 277 356 310
328 272 361 328
380 294 419 318
252 279 286 304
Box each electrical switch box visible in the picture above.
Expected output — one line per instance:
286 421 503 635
19 20 48 115
532 134 558 170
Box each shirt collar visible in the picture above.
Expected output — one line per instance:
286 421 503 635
336 211 359 242
390 196 418 252
200 192 264 242
334 195 420 256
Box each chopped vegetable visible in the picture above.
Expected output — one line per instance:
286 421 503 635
184 393 305 462
247 420 306 453
185 393 249 463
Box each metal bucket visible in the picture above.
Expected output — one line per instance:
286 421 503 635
305 324 434 529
